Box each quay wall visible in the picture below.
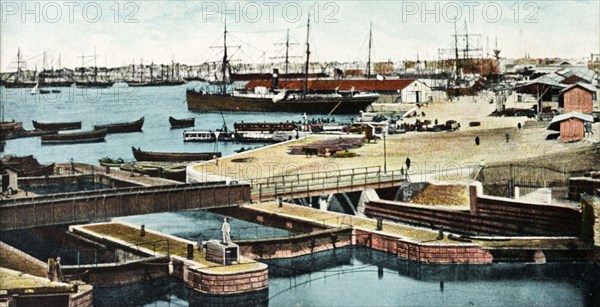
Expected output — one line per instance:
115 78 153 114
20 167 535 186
178 257 269 296
70 223 269 296
365 183 581 237
61 257 170 286
354 229 493 264
235 227 353 259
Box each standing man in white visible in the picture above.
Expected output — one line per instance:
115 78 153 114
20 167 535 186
221 217 231 244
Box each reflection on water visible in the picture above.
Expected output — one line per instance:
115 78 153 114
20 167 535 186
92 245 599 306
266 248 599 307
93 277 268 307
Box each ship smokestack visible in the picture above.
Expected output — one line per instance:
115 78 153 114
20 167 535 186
272 68 279 91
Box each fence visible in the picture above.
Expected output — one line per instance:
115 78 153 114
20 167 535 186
249 166 405 201
476 164 572 198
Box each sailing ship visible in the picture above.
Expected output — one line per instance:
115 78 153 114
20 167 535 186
38 53 73 88
41 129 107 145
75 47 114 88
186 18 378 114
132 147 221 162
127 61 186 87
93 117 144 133
0 48 38 88
169 116 195 128
32 120 81 131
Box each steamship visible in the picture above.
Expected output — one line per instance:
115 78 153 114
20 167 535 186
186 19 379 114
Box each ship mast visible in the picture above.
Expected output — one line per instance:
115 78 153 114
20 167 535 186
367 22 372 79
303 15 311 98
453 21 460 83
93 46 98 83
222 20 228 95
284 29 290 75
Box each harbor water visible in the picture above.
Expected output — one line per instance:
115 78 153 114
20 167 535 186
1 83 354 165
2 83 599 306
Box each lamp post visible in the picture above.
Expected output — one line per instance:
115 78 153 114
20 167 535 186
382 126 388 173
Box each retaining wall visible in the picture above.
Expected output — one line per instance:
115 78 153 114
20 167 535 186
354 229 493 264
236 227 353 259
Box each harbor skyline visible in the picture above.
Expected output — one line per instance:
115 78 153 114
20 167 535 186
1 0 599 71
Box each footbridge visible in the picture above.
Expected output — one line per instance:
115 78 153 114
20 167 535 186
0 183 250 230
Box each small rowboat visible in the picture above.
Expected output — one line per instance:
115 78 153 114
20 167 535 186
132 147 220 162
32 120 81 131
169 116 195 128
41 129 107 145
94 117 144 133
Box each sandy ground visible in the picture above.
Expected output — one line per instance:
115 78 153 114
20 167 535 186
192 96 599 183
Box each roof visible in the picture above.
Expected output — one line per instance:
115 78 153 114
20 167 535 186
547 112 594 131
559 82 598 94
244 79 418 92
556 68 597 83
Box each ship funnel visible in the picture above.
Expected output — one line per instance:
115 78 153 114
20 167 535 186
272 68 279 91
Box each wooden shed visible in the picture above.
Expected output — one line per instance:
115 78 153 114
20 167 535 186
548 112 594 143
559 83 597 113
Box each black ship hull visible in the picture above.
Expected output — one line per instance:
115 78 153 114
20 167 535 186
186 91 376 114
132 147 220 162
75 81 114 88
127 80 186 87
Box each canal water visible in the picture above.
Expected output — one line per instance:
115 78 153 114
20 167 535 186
1 83 354 165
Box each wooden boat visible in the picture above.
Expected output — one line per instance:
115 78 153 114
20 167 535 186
41 129 107 145
32 120 81 131
98 157 125 167
132 147 221 162
169 116 195 128
94 117 144 133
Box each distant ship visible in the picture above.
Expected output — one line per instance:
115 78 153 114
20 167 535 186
0 48 38 88
75 47 114 88
127 61 186 87
186 19 378 114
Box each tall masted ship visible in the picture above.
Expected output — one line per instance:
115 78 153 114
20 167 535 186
186 18 379 114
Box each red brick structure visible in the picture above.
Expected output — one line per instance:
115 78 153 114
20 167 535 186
183 262 269 295
559 83 596 113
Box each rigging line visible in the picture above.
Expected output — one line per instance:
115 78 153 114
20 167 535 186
227 32 267 54
229 25 304 34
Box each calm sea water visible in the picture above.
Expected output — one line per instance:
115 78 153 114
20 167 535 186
1 83 354 164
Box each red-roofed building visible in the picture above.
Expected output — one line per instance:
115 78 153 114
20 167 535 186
244 79 432 103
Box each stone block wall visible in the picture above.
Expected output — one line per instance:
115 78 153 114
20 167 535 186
186 266 269 295
354 229 493 264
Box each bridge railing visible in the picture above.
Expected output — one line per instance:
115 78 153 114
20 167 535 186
249 166 383 187
252 167 405 201
0 182 245 207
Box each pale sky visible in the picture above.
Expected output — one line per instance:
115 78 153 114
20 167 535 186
1 0 599 71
